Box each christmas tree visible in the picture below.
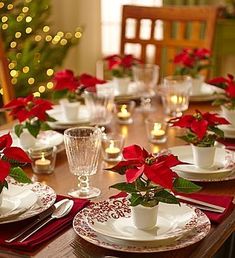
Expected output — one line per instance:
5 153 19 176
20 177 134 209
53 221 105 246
0 0 82 98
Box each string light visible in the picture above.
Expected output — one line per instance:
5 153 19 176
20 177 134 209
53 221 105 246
47 82 53 89
57 31 64 37
43 26 50 32
46 69 53 76
45 35 52 41
7 4 13 10
22 7 29 13
26 27 32 34
2 24 8 30
17 15 23 22
53 35 60 42
60 39 67 45
34 92 40 97
8 63 15 69
15 32 22 38
75 31 82 38
0 2 4 8
11 78 17 84
26 16 32 23
65 32 72 39
1 16 8 22
23 66 30 73
10 70 18 77
10 41 17 48
39 86 46 93
28 78 35 84
35 35 42 41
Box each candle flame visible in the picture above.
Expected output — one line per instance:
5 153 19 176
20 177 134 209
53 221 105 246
121 104 128 114
41 152 45 161
153 123 162 131
109 140 115 149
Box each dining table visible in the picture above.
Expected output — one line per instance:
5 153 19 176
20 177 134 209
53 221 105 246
0 95 235 258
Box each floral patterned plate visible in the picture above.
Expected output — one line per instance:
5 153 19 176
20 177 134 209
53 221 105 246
73 198 210 253
0 178 56 224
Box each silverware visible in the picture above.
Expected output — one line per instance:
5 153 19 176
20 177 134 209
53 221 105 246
176 195 225 213
18 198 74 242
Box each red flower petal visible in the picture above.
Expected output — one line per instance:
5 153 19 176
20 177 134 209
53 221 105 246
126 165 145 183
191 119 208 140
0 133 12 150
0 159 10 182
157 154 182 168
123 145 146 161
3 147 31 163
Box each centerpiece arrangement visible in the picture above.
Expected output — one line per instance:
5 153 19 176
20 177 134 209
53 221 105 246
169 110 230 168
173 48 211 95
0 132 32 206
109 144 201 229
4 95 54 149
104 54 141 95
52 70 107 121
208 73 235 127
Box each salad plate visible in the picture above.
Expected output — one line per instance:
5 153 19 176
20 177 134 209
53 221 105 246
73 198 210 253
0 178 56 224
86 198 197 242
170 146 235 182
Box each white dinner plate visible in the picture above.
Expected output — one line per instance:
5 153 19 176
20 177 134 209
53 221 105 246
0 178 56 224
190 83 222 102
170 146 235 182
47 105 91 129
218 124 235 139
0 129 64 152
73 198 210 253
86 198 197 242
0 185 38 221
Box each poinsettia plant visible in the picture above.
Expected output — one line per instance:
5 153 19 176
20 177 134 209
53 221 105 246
52 69 106 101
173 48 211 78
104 54 141 78
0 133 32 194
169 110 230 147
208 74 235 110
4 95 55 138
109 145 201 207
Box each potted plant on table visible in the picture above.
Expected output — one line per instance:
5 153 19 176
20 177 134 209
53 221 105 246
0 133 32 207
169 110 230 168
52 70 107 121
208 73 235 127
104 54 141 95
173 48 211 95
109 144 201 230
4 95 54 149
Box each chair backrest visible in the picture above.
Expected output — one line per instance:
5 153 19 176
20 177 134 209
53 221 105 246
120 5 219 78
0 36 14 122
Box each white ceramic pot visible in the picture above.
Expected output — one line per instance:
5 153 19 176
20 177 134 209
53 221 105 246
221 105 235 127
191 75 204 96
191 144 216 169
60 99 80 121
19 129 36 150
113 77 131 95
131 204 158 230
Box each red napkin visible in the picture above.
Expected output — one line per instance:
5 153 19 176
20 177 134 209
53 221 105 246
179 193 234 224
218 138 235 150
0 195 90 252
110 192 234 224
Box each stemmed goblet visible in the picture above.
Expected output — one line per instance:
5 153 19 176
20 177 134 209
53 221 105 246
64 126 102 198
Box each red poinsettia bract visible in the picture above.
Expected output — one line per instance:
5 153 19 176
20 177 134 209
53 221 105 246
53 69 79 91
78 73 106 92
110 145 181 190
0 133 31 182
104 54 141 70
4 95 53 123
169 110 229 140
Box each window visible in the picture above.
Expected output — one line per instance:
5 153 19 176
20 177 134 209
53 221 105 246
101 0 162 56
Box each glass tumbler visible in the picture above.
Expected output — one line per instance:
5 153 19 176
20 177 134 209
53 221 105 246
64 126 102 199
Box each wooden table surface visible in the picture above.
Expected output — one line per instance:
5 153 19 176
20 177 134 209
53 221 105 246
1 97 235 258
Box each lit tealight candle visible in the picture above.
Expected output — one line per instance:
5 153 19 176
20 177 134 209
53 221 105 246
117 105 131 120
105 140 121 159
170 95 185 105
151 123 165 140
35 152 51 171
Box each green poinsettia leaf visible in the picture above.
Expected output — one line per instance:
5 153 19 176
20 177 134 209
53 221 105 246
212 98 226 106
14 124 24 137
40 121 51 131
52 89 68 100
10 167 32 184
26 122 40 138
142 199 159 207
154 189 180 204
173 177 201 193
110 182 137 193
129 193 142 206
47 115 57 122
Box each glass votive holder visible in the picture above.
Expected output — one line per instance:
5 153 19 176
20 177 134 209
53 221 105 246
101 133 125 162
28 146 57 174
145 118 168 144
115 100 135 124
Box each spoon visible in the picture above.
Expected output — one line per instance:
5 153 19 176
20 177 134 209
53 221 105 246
18 198 74 242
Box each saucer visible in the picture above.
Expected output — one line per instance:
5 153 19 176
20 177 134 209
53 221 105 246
218 124 235 139
169 146 234 179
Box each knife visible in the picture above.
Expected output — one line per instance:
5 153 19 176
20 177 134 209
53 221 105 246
5 204 56 243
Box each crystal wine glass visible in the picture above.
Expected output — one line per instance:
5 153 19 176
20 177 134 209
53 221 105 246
64 126 102 198
132 64 159 112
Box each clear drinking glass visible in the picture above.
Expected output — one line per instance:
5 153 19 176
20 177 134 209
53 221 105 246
64 126 102 199
161 75 192 118
132 64 159 111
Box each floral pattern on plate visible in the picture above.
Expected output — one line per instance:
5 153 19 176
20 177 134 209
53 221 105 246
73 198 210 253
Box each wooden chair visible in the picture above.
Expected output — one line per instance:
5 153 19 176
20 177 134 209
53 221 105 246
0 36 14 122
120 5 219 78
